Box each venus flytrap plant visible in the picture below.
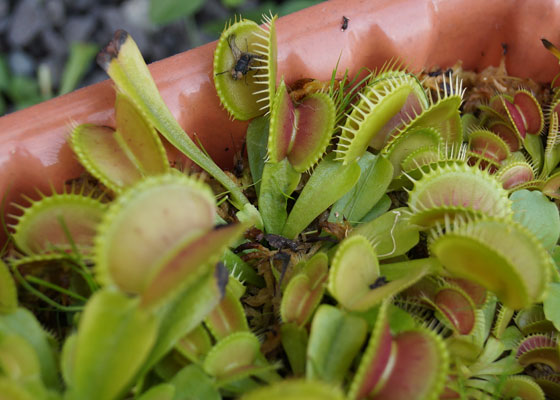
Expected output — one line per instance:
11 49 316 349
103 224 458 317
96 30 254 216
57 173 247 400
259 79 338 235
7 15 560 400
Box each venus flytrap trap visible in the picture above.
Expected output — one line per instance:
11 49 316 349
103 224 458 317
70 93 169 193
10 186 106 256
213 14 277 120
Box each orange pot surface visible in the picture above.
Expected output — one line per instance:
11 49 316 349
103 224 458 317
1 0 559 245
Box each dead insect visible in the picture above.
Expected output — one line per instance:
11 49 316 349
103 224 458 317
369 276 388 290
501 42 508 55
230 131 246 178
341 16 349 31
216 34 263 81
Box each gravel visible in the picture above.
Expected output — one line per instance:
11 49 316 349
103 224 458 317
8 0 47 47
0 0 230 113
0 0 322 113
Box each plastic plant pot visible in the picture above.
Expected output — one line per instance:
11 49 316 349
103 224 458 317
0 0 559 246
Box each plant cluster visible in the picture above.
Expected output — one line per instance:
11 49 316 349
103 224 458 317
3 12 560 400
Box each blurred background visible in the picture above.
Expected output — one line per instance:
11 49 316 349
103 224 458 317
0 0 324 115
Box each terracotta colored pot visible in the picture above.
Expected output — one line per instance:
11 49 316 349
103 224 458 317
1 0 559 245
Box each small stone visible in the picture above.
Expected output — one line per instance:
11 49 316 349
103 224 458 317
0 17 9 34
8 0 47 47
122 0 154 31
8 51 36 77
45 0 65 27
63 16 97 43
0 0 8 18
42 28 67 58
69 0 94 12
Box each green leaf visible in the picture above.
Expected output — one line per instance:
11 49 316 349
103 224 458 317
0 331 41 381
68 289 159 400
221 249 264 287
221 0 246 7
6 76 41 108
259 159 301 234
282 153 361 239
59 42 98 95
280 323 308 376
60 334 76 386
306 305 367 384
0 94 6 116
329 152 393 224
0 308 60 390
545 112 560 177
523 134 544 174
278 0 324 15
246 116 269 197
359 194 391 223
170 365 220 400
544 282 560 331
0 260 17 314
388 304 418 334
149 0 204 25
510 189 560 251
352 208 420 259
0 54 11 91
241 379 345 400
137 384 175 400
0 378 36 400
140 268 224 376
